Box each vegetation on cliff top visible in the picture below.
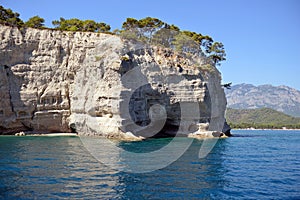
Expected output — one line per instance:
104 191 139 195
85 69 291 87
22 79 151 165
24 16 45 28
119 17 225 65
0 5 24 27
52 17 111 33
0 5 226 66
226 107 300 129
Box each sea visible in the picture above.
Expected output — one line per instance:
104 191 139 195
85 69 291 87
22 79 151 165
0 130 299 199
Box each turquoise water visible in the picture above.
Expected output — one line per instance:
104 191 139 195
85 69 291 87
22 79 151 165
0 130 299 199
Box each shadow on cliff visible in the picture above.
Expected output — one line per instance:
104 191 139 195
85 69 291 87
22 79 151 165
0 65 34 134
120 83 181 138
118 48 212 138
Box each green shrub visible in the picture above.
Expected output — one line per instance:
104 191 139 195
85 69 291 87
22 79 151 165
95 55 103 61
121 56 130 61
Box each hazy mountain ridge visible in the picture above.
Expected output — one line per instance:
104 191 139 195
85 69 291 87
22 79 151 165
225 83 300 117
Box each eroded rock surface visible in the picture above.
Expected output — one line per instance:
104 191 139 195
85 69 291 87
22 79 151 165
0 25 230 138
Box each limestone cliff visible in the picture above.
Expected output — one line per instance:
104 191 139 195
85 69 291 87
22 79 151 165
0 25 230 138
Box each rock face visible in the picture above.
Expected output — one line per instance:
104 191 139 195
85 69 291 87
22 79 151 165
0 25 229 138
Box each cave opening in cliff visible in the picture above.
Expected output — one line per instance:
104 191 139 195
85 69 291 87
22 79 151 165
120 80 213 138
120 84 182 138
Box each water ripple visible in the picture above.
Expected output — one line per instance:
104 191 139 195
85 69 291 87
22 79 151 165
0 130 299 199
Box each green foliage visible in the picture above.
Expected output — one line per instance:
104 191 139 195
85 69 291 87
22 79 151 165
95 55 103 61
120 17 226 66
152 27 179 48
121 17 165 42
138 17 164 41
180 31 213 54
208 42 226 65
97 22 111 33
165 24 180 31
120 56 130 61
199 64 215 73
228 122 300 129
0 6 24 27
226 108 300 129
120 29 148 43
52 17 110 32
173 32 199 53
122 17 140 30
25 15 45 28
112 29 121 35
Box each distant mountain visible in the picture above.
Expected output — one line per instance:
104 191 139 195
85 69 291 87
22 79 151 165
226 108 300 129
225 84 300 117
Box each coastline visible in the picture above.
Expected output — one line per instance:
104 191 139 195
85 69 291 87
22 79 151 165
27 133 78 137
1 130 229 140
233 128 300 131
2 127 299 138
0 132 78 137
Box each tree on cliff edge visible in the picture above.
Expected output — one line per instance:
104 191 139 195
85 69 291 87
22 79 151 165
208 42 226 65
52 17 111 32
152 24 180 48
25 16 45 28
121 17 165 42
0 6 24 27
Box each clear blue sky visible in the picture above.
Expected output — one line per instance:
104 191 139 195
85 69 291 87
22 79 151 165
1 0 300 89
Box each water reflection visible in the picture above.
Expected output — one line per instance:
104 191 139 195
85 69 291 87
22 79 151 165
80 136 194 173
0 137 121 199
114 138 227 199
0 136 228 199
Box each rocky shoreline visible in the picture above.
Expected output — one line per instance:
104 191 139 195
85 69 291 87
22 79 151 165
14 132 78 137
10 130 228 141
